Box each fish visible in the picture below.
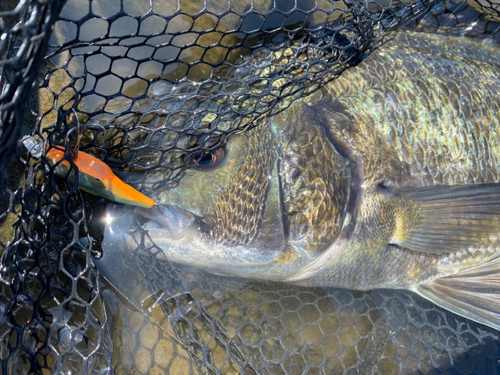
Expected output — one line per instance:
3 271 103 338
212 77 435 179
100 30 500 332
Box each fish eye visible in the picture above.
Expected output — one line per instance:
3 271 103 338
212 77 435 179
182 130 228 171
189 146 226 170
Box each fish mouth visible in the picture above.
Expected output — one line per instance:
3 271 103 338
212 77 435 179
101 202 293 281
139 205 202 240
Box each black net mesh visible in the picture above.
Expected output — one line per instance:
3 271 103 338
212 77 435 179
1 0 500 374
36 0 434 193
0 0 65 171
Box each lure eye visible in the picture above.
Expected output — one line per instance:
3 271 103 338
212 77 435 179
190 146 226 170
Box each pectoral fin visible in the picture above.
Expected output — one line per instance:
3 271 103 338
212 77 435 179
385 183 500 253
413 253 500 331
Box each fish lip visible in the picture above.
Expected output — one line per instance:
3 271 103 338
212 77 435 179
104 203 203 243
137 204 203 240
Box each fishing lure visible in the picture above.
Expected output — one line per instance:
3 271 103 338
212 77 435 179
23 136 155 208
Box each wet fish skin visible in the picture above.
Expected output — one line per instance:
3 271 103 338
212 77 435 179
102 31 500 330
321 32 500 189
290 30 500 289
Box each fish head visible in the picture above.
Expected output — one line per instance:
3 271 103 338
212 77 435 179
102 103 357 281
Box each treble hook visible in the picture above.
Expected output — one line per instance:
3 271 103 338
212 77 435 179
64 110 109 160
64 109 82 160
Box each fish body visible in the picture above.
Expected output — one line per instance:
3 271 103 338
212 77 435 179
101 31 500 330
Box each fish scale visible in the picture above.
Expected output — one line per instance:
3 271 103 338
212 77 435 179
206 126 275 246
279 115 351 251
324 75 500 187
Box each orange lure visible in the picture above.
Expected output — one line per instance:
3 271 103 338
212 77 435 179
46 147 155 209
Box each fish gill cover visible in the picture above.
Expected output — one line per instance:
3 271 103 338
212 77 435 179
1 0 500 374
